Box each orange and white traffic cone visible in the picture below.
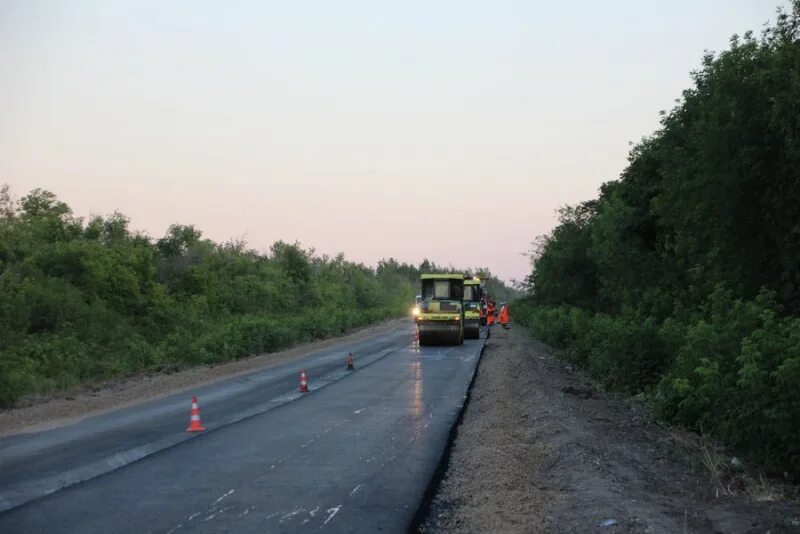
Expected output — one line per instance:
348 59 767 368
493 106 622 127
299 369 309 392
346 352 355 371
186 396 206 432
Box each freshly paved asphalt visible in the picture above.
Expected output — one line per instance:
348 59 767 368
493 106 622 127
0 321 486 533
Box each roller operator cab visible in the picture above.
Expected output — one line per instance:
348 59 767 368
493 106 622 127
463 278 483 339
417 273 465 345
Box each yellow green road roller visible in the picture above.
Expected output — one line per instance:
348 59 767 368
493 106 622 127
417 273 464 345
463 277 483 339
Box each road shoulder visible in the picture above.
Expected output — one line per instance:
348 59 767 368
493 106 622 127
421 326 800 533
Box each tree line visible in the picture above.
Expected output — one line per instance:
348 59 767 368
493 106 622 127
0 186 511 407
516 3 800 479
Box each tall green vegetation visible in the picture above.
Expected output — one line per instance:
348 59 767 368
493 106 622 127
0 188 400 407
0 186 514 408
473 268 519 304
517 3 800 478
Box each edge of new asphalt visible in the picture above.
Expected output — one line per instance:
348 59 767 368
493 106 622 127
0 344 400 514
408 327 491 532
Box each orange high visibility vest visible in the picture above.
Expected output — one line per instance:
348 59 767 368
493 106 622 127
499 305 509 325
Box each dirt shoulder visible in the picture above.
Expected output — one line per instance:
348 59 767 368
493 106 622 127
421 326 800 533
0 318 408 437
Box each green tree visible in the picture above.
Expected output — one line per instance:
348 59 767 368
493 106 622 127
517 2 800 478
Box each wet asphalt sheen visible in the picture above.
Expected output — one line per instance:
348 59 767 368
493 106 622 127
0 322 486 533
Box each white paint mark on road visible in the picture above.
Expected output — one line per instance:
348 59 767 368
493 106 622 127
309 506 320 517
301 419 349 448
187 512 202 522
204 506 233 522
239 506 255 517
323 505 342 525
165 523 182 534
280 507 306 523
269 453 291 468
349 484 362 496
353 407 368 414
325 419 350 432
212 489 234 505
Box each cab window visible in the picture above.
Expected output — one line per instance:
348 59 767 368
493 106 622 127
434 280 450 299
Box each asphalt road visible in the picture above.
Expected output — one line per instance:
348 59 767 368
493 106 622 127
0 321 486 533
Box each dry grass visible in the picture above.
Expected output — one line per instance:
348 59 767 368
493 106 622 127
697 430 792 504
698 432 731 498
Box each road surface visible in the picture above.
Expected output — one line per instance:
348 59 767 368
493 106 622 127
0 320 486 533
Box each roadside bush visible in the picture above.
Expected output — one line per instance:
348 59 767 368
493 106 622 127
654 289 800 476
514 303 587 350
520 3 800 479
516 302 670 393
1 187 515 407
0 349 37 406
0 189 424 407
584 314 669 393
522 290 800 478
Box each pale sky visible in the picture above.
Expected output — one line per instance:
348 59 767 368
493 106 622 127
0 1 788 282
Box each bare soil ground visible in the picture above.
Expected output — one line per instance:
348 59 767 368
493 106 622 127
0 318 407 437
421 326 800 534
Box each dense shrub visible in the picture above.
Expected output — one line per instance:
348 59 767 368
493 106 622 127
0 186 514 407
655 289 800 477
518 3 800 478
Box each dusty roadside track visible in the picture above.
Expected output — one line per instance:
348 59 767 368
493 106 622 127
0 318 407 436
421 326 800 534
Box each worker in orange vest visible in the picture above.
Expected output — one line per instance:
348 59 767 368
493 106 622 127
487 301 496 326
499 303 510 329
